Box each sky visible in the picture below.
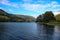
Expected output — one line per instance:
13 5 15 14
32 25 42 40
0 0 60 17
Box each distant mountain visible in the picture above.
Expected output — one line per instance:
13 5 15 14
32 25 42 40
0 9 35 22
0 9 8 16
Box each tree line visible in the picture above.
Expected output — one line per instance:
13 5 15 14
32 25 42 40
0 9 60 22
36 11 60 23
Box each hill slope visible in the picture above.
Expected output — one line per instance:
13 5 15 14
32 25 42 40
0 9 35 22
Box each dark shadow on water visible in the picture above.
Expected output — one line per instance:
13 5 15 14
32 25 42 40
53 26 60 40
43 25 54 40
43 25 54 35
37 23 54 40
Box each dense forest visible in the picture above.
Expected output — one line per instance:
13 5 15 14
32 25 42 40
36 11 56 22
0 9 35 22
36 11 60 25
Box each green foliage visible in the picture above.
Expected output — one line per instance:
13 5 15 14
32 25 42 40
0 16 10 22
36 11 56 22
43 11 56 22
0 9 35 22
0 9 8 16
36 15 44 22
46 22 60 26
55 14 60 22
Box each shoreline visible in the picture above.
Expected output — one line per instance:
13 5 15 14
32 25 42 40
38 22 60 26
45 22 60 26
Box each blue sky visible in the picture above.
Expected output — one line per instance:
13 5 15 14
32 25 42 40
0 0 60 17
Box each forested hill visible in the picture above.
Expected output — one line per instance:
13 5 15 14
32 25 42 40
0 9 35 22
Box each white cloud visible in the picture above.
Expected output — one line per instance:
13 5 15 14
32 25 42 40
22 1 60 13
22 4 46 12
0 0 19 8
22 0 44 4
23 0 32 2
0 0 60 16
53 12 60 16
22 0 32 3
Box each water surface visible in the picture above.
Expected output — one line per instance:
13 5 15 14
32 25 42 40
0 22 60 40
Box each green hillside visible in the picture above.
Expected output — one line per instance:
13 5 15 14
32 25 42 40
0 9 35 22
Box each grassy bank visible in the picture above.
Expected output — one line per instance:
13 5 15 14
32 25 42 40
46 22 60 26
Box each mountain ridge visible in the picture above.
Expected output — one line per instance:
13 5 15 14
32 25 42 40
0 9 35 22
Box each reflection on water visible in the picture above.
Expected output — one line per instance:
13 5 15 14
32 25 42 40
37 23 54 40
53 26 60 40
0 22 60 40
44 25 54 40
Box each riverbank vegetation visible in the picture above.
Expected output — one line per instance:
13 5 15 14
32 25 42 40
0 9 60 26
46 22 60 26
36 11 60 26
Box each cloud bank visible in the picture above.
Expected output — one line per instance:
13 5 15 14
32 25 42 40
22 0 60 15
0 0 60 15
0 0 19 8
